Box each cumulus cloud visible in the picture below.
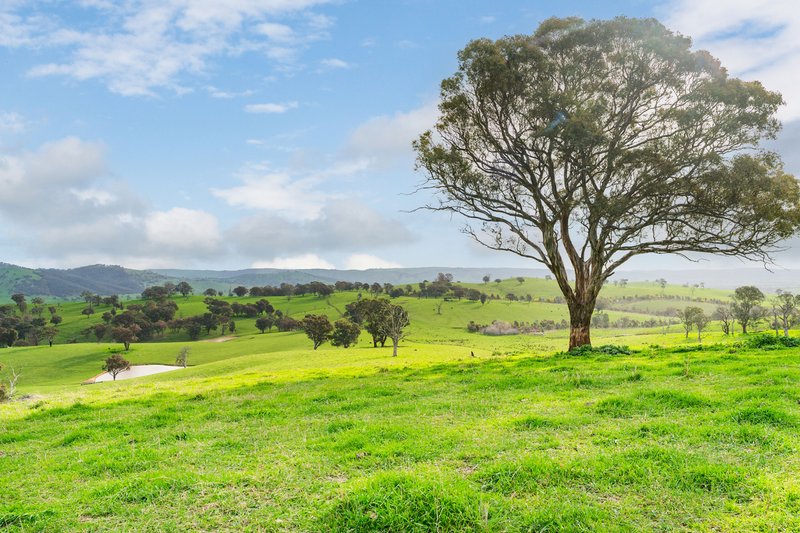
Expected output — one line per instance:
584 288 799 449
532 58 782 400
0 136 226 267
0 137 109 216
319 57 350 69
344 254 401 270
4 1 332 96
206 86 255 99
663 0 800 120
0 111 25 132
227 199 415 261
144 207 222 255
211 164 328 220
244 101 298 114
346 102 438 167
253 253 335 269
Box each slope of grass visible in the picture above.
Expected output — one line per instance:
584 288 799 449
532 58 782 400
1 341 798 531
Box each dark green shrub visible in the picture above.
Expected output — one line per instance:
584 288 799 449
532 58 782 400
745 334 800 349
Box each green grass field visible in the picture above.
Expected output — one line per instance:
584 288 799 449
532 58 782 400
1 279 797 531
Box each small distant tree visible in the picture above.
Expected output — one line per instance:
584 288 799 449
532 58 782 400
11 293 26 314
233 286 248 297
516 276 525 285
50 314 63 326
714 305 735 336
676 307 696 339
176 281 193 297
479 293 488 305
103 354 131 381
175 346 189 368
330 318 361 348
482 275 490 284
203 288 217 297
43 326 58 347
774 292 799 336
381 304 410 357
255 315 275 333
302 314 333 350
81 306 95 319
0 365 20 401
111 325 140 350
731 286 765 334
693 309 709 343
657 279 667 291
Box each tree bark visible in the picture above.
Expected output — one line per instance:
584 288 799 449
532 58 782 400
392 337 399 357
568 303 593 350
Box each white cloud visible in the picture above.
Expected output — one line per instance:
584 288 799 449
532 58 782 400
0 137 108 207
6 1 332 96
663 0 800 120
226 199 415 261
253 253 335 269
206 86 255 98
346 102 438 166
244 101 298 113
70 187 116 206
144 207 221 254
256 22 294 42
345 254 401 270
211 159 370 219
0 111 25 132
320 57 350 69
246 139 265 145
211 165 327 219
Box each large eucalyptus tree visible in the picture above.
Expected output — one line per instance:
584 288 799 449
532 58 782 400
414 17 800 349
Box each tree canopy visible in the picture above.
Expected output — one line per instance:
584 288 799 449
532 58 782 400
414 16 800 349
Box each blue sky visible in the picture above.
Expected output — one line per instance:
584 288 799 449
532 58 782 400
0 0 798 271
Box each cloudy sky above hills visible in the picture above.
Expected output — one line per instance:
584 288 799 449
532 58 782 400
0 0 798 271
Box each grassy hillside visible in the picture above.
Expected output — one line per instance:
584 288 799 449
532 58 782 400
2 276 795 531
41 278 732 345
1 341 798 530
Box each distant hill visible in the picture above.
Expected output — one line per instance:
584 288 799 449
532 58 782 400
2 261 800 299
0 263 169 299
150 266 553 287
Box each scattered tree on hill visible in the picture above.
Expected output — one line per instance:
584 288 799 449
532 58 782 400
774 291 799 337
176 347 189 368
11 294 26 314
731 286 766 334
330 318 361 348
676 307 697 339
42 326 58 347
255 315 276 333
482 275 490 284
345 299 391 347
302 314 333 350
50 314 62 326
81 306 95 318
111 325 140 351
693 309 710 343
414 17 800 349
0 364 20 401
516 277 525 285
203 288 218 297
382 304 410 357
277 316 301 332
176 281 193 297
233 286 248 297
714 305 735 336
0 328 18 348
103 354 131 381
142 285 170 301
